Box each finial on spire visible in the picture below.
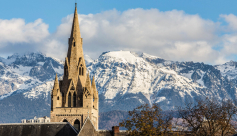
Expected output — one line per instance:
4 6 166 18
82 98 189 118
75 2 77 8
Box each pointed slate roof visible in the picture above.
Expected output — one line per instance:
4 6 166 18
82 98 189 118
78 117 97 136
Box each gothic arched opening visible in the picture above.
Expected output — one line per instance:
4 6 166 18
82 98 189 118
73 119 80 131
81 67 84 75
63 119 68 122
68 93 71 107
79 67 81 75
73 92 76 107
79 64 84 76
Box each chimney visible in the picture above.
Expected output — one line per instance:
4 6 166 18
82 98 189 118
112 126 119 136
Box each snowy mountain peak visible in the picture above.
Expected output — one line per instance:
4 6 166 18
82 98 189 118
84 54 93 65
1 51 237 121
99 51 146 64
140 52 161 59
215 60 237 80
0 52 64 97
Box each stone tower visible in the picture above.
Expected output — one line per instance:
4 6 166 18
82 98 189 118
50 3 99 131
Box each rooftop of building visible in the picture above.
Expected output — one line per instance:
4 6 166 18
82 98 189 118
0 122 78 136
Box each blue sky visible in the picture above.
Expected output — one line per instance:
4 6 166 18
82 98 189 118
1 0 237 64
1 0 236 32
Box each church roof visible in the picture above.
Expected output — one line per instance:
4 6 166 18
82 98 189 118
78 116 97 136
0 122 78 136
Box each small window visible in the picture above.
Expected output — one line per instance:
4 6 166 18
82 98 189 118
79 67 82 75
82 68 84 76
79 67 84 76
74 42 76 47
57 96 59 100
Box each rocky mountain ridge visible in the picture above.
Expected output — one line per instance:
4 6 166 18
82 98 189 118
0 51 237 129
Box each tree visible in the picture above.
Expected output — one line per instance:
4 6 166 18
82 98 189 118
119 104 173 136
177 98 237 136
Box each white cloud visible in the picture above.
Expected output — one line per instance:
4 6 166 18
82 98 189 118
0 18 49 44
1 8 237 64
220 14 237 31
0 18 49 57
76 9 220 63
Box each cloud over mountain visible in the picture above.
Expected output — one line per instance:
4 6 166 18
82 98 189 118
1 8 237 64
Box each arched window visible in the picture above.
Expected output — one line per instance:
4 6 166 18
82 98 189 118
73 119 80 131
79 66 84 76
81 67 84 75
73 92 76 107
57 96 59 100
74 42 76 47
68 93 71 107
79 67 82 75
63 119 68 122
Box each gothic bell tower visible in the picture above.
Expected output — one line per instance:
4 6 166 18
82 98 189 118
50 3 99 131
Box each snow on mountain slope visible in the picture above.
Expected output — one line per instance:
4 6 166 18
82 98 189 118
0 52 63 97
215 61 237 80
1 51 237 120
0 52 94 100
23 80 54 99
87 51 214 111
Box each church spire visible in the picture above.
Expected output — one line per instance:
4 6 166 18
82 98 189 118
70 3 81 40
66 2 86 81
67 2 82 61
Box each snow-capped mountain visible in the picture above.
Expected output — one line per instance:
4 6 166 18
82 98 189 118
87 51 237 111
0 52 64 98
0 51 237 129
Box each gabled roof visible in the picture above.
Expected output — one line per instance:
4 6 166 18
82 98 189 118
78 116 97 136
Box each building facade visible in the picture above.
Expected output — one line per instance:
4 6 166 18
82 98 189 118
50 3 99 131
21 116 50 123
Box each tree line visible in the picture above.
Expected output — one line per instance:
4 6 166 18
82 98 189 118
120 98 237 136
